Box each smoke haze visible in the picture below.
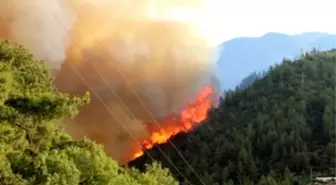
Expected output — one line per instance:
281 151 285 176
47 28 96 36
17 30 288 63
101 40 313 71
0 0 220 164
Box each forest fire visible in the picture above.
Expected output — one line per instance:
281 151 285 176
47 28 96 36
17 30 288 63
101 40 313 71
0 0 221 164
131 85 213 160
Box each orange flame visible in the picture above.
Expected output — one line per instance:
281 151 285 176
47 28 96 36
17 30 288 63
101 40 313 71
131 85 213 160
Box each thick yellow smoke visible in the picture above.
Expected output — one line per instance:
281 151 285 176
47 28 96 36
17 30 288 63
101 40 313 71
0 0 220 164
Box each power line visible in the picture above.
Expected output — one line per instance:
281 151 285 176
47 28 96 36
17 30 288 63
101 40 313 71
56 1 208 184
69 64 193 185
9 22 191 183
10 3 206 185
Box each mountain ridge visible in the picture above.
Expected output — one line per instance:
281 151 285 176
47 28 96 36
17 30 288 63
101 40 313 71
215 32 336 90
130 49 336 185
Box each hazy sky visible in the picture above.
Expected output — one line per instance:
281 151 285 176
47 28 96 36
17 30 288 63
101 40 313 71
196 0 336 44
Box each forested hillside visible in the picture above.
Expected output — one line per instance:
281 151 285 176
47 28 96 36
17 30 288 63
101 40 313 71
131 49 336 185
1 40 335 185
235 71 266 90
0 41 178 185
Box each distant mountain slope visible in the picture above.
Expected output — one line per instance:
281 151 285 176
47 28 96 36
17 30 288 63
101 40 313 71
216 32 336 90
130 49 336 185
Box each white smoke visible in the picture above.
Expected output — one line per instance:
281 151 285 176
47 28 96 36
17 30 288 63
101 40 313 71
0 0 221 164
0 0 75 70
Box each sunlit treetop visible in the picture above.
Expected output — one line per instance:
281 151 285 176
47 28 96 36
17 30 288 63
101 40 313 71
0 40 178 185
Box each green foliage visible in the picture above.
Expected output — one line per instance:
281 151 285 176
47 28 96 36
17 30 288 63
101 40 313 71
131 49 336 184
0 41 178 185
236 71 266 90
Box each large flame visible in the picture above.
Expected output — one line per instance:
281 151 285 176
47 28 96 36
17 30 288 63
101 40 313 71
0 0 221 164
131 85 213 160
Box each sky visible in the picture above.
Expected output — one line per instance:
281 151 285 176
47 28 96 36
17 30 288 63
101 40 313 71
192 0 336 44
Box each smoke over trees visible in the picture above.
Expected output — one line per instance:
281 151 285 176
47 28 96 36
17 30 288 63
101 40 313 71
0 0 220 163
0 40 179 185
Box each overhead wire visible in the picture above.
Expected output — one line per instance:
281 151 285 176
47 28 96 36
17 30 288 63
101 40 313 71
8 3 211 185
61 1 209 184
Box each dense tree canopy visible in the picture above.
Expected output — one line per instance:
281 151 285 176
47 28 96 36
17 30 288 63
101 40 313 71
0 41 178 185
235 71 266 90
1 40 334 185
131 49 336 185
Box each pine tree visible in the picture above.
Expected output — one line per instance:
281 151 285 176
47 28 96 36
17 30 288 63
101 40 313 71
0 41 178 185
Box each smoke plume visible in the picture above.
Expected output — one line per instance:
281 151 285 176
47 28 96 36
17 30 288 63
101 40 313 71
0 0 220 164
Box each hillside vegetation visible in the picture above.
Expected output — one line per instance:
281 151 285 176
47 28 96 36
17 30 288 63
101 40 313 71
131 49 336 185
0 40 335 185
0 41 178 185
